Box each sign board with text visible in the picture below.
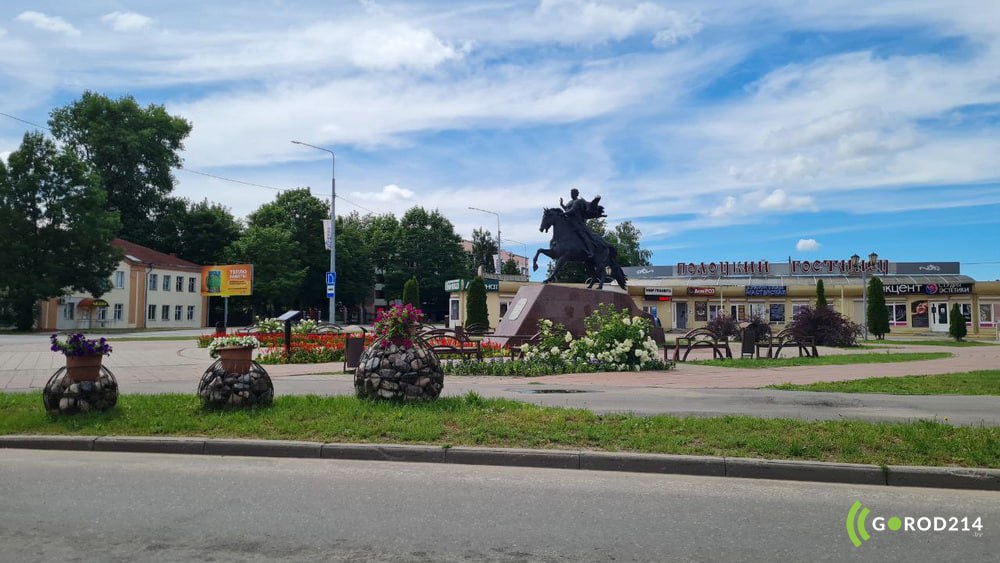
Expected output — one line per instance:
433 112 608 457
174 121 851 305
201 264 254 297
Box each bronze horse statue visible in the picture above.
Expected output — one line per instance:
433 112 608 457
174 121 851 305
532 207 628 290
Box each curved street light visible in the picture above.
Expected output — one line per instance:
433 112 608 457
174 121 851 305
291 140 336 323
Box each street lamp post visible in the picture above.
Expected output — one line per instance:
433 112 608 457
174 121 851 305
851 252 879 341
468 207 501 272
291 140 336 323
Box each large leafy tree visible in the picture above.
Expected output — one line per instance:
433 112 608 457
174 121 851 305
225 225 306 316
153 197 242 265
0 133 120 330
467 228 498 275
247 188 329 310
48 91 192 247
356 212 400 274
866 277 889 340
334 214 373 318
383 207 466 319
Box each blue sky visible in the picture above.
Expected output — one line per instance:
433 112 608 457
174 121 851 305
1 0 999 281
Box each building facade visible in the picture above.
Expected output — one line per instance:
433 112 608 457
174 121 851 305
38 239 208 331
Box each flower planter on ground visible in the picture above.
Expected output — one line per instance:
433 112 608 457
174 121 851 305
354 336 444 401
217 346 254 374
65 354 103 382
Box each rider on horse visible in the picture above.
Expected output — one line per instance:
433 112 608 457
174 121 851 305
559 188 605 259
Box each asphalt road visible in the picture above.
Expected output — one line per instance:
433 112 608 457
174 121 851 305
1 450 996 562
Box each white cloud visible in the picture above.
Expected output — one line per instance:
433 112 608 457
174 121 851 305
101 11 153 32
531 0 702 44
796 238 820 251
758 189 816 211
350 184 415 203
652 12 704 46
346 23 466 70
709 195 738 217
15 11 80 36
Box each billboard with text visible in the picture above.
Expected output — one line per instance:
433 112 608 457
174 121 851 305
201 264 253 297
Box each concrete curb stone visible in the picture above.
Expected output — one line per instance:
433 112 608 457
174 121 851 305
887 465 1000 490
2 435 998 491
444 447 580 469
202 439 322 458
581 451 725 476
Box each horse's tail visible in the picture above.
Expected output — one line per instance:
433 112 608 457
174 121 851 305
608 252 628 290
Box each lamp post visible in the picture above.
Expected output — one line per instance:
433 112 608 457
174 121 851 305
851 252 879 341
468 206 501 272
291 140 336 323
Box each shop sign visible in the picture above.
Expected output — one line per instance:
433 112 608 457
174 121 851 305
745 285 787 297
790 259 889 275
687 287 717 297
894 262 960 275
91 299 110 308
678 261 771 276
884 283 974 295
445 279 499 292
644 288 672 297
624 265 675 278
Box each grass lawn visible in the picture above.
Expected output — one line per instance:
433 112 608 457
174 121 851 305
768 370 1000 396
873 339 998 347
1 392 996 468
690 352 951 368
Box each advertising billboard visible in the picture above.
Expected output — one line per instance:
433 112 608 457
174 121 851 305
201 265 253 297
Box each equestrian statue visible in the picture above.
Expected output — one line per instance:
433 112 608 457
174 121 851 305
532 188 628 290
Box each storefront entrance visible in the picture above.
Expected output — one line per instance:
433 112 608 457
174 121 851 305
675 302 688 330
929 301 949 332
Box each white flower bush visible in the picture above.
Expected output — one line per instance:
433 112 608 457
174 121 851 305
520 305 665 372
292 319 318 334
208 335 262 358
254 316 282 333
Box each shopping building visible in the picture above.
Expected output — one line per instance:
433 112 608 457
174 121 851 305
445 258 1000 336
37 239 208 331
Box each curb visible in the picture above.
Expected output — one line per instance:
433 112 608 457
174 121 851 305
1 435 997 491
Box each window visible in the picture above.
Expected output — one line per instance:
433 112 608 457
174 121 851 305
176 276 184 292
886 303 907 326
708 304 722 321
960 303 972 324
114 303 123 321
729 304 748 321
148 304 156 320
96 307 107 321
114 271 125 289
980 303 999 327
791 303 809 319
161 305 170 320
63 302 74 320
174 305 182 320
769 304 785 324
149 273 158 290
163 275 171 291
749 303 766 320
188 277 196 292
187 305 195 321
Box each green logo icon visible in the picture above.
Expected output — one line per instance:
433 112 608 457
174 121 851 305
846 501 872 547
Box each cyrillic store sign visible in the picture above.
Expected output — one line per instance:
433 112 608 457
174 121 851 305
643 288 672 296
445 279 499 292
687 287 717 297
745 286 787 297
884 283 973 295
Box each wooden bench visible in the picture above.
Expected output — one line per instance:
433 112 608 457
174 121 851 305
417 327 483 361
672 328 732 362
769 328 818 358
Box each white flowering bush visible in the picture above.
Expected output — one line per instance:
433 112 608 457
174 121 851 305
208 335 262 357
254 316 282 333
292 319 318 334
515 305 667 374
568 304 662 371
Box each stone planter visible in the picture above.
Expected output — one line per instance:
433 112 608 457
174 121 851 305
354 336 443 401
43 366 118 414
65 354 103 382
217 346 254 374
198 360 273 408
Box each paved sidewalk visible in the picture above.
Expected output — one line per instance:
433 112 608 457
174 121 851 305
3 336 998 425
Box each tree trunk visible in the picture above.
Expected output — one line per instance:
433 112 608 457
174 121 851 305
13 296 35 331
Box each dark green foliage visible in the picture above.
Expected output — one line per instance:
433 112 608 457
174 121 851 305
0 132 121 329
466 276 489 330
791 305 863 347
153 197 241 265
949 303 968 341
333 215 373 314
467 228 498 275
225 225 306 316
867 277 890 339
501 256 523 275
48 91 191 247
402 277 421 307
816 280 828 309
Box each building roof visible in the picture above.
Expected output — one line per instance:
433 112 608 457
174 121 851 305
112 239 203 272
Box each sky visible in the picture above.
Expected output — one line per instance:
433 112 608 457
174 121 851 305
1 0 999 281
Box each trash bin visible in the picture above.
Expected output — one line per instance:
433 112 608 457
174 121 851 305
344 335 366 372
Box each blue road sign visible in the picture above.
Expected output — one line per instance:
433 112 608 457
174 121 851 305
326 271 337 285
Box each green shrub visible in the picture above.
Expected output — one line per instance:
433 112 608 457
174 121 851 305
402 277 420 308
949 303 967 341
867 277 889 339
466 276 489 331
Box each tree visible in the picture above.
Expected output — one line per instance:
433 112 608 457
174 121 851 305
816 280 828 309
152 197 242 265
501 256 523 276
467 228 498 275
247 188 329 310
383 207 466 320
604 221 652 267
48 91 192 247
402 277 421 308
949 303 968 341
466 276 489 330
356 212 400 274
0 132 120 330
867 277 889 340
334 215 373 318
225 225 306 316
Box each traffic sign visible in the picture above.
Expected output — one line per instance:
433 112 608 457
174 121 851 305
326 271 337 285
326 286 336 298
